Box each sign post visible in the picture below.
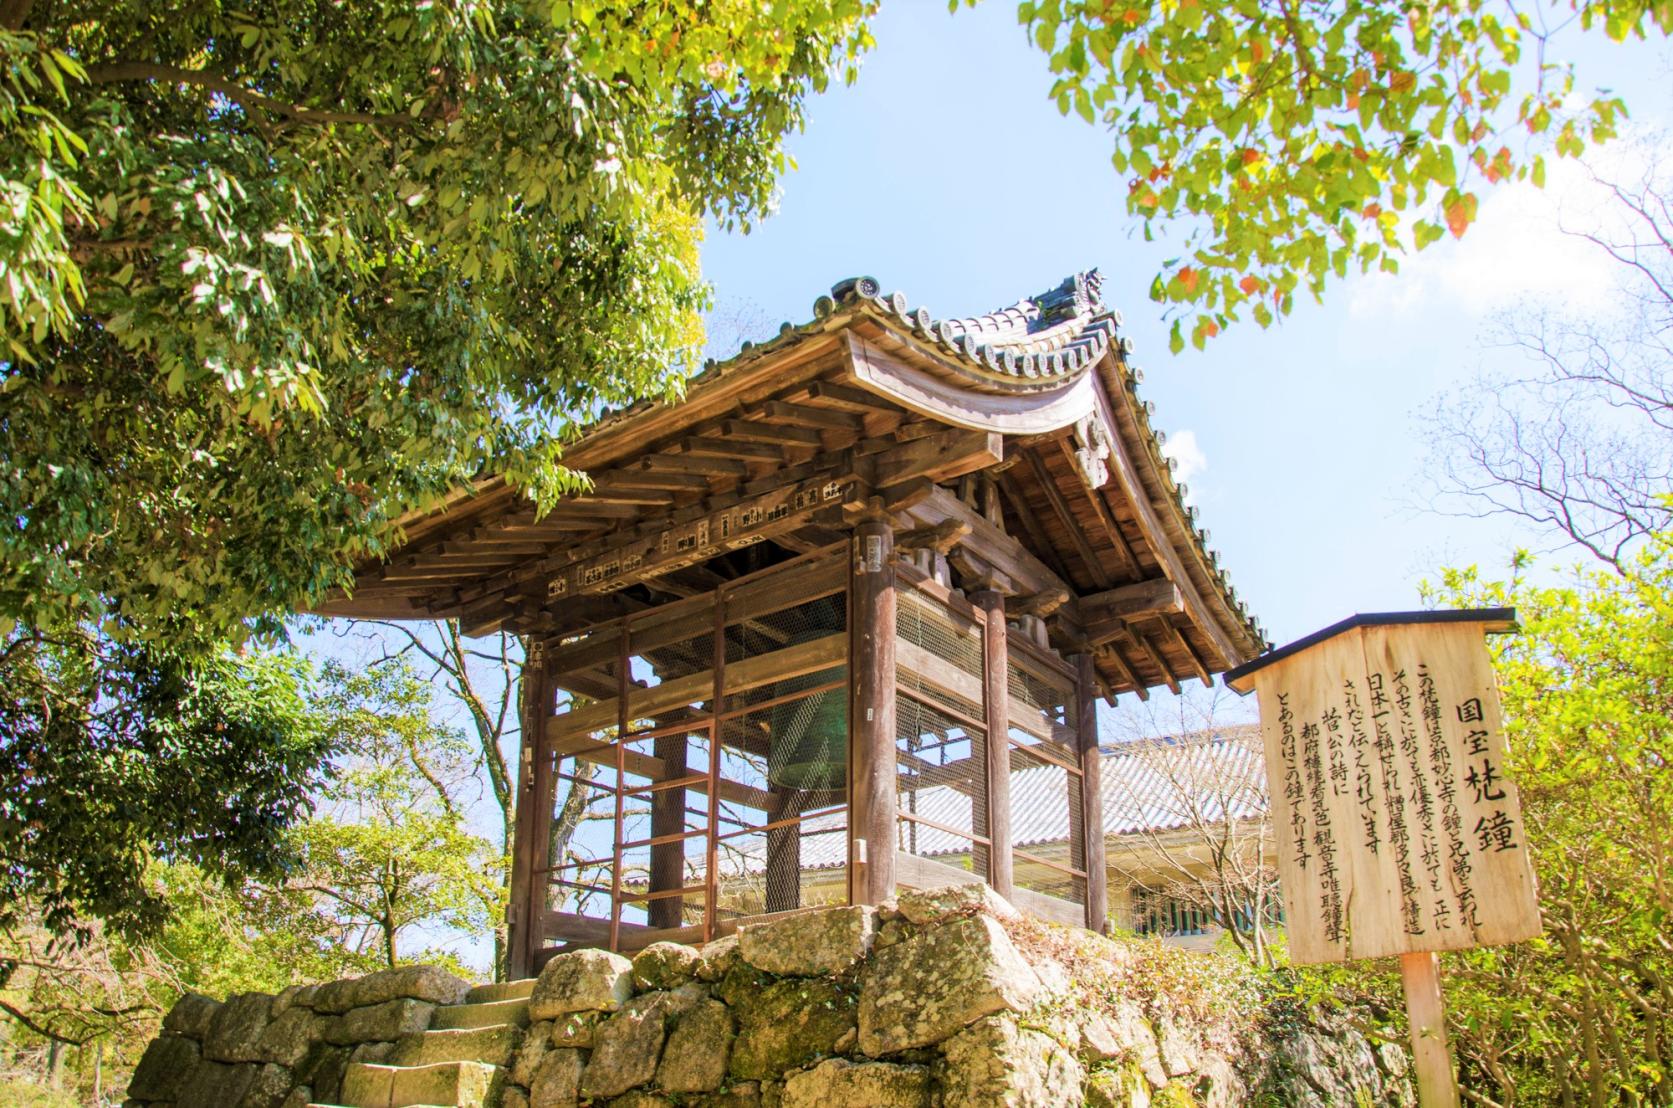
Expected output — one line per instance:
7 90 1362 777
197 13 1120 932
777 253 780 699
1225 610 1541 1108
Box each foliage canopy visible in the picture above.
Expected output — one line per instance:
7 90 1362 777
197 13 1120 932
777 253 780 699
0 0 874 646
0 640 334 935
998 0 1666 350
1369 546 1673 1104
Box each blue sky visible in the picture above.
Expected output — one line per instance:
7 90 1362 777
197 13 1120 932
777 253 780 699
701 1 1673 653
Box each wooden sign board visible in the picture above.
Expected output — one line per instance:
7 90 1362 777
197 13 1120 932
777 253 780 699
1226 611 1541 965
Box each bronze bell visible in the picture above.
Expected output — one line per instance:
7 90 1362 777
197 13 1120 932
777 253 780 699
766 602 848 792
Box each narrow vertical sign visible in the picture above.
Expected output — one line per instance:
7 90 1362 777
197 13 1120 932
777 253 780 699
1225 612 1541 963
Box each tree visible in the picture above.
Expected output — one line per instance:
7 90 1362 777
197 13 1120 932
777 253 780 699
1430 142 1672 572
0 0 873 937
266 658 501 973
999 0 1662 350
0 637 335 935
0 1 874 651
1101 695 1280 968
1386 548 1673 1106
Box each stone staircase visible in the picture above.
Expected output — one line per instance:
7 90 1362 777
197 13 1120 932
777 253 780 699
320 979 536 1108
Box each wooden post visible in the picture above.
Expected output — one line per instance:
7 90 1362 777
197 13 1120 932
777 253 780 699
765 786 804 912
850 514 897 905
648 731 688 929
1400 952 1461 1108
973 588 1014 900
507 641 555 981
1074 652 1108 932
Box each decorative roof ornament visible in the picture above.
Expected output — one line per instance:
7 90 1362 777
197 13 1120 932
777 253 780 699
1035 269 1105 326
1072 413 1113 488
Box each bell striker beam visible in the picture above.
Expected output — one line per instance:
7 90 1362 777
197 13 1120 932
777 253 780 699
1075 651 1109 932
849 511 898 905
973 588 1015 899
508 640 557 980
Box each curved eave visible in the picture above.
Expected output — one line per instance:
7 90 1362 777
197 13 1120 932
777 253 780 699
1094 349 1268 668
312 272 1269 685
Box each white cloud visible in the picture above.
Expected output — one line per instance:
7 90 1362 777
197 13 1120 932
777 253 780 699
1346 148 1642 320
1161 429 1208 504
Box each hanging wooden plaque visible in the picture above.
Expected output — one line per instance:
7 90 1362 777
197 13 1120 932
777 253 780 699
1225 610 1541 965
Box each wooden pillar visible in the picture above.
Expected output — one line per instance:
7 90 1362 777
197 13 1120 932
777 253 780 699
765 787 804 912
1401 952 1461 1108
648 732 688 929
973 589 1014 900
508 641 556 981
1075 652 1109 932
849 515 897 905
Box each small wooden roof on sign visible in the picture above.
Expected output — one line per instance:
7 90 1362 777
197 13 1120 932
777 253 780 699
314 271 1270 697
1223 608 1519 694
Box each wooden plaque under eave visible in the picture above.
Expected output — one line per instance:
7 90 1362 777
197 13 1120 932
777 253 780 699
1225 610 1541 965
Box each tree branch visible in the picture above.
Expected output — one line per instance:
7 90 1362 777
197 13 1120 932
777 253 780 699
82 62 426 129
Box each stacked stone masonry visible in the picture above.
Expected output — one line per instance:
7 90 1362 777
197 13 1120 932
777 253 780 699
125 884 1414 1107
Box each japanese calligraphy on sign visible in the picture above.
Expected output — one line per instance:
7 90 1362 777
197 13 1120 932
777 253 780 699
1225 612 1541 964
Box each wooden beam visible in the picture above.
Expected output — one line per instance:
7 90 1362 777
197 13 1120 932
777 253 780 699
1095 643 1148 701
681 436 782 461
639 453 750 478
593 471 710 493
1056 437 1142 577
1156 618 1213 687
1023 448 1113 590
805 379 880 413
756 400 864 431
1081 578 1182 622
897 519 970 556
1014 588 1070 618
508 645 556 981
1126 626 1181 695
547 633 846 742
722 419 823 446
1097 390 1244 668
850 516 897 905
873 427 1002 488
900 486 1080 630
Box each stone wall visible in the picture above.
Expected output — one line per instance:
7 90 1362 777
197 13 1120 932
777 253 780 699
126 965 471 1108
125 884 1415 1107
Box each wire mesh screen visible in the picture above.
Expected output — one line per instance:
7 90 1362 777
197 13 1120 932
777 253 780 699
897 591 985 720
895 588 989 876
1007 645 1087 907
715 587 847 917
539 549 848 952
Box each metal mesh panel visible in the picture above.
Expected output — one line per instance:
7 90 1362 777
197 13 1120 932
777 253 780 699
895 588 989 875
541 548 850 951
897 591 984 721
1007 645 1086 908
1008 653 1078 752
1009 744 1087 905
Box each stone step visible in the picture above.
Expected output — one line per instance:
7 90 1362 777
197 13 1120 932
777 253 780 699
463 978 536 1004
339 1060 502 1108
431 996 530 1030
388 1023 524 1068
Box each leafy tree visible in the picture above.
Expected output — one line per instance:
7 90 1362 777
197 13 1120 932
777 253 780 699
0 0 874 649
996 0 1663 350
0 0 872 937
0 637 335 935
1322 547 1673 1105
263 658 502 973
